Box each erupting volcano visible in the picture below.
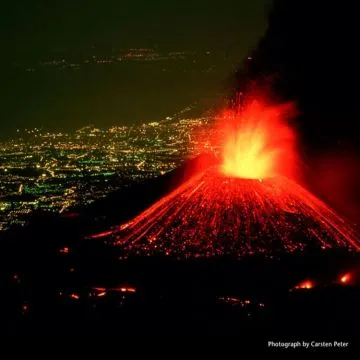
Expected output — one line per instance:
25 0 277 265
89 94 360 257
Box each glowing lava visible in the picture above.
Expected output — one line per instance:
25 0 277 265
339 273 352 284
87 92 360 258
294 280 315 290
88 169 360 257
220 96 297 180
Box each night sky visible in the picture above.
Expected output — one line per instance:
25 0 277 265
1 0 270 137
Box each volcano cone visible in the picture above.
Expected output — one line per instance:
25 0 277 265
91 167 360 258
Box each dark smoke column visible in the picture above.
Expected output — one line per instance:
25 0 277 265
236 0 360 153
235 0 360 222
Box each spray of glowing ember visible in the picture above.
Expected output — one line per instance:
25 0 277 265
87 168 360 257
87 90 360 257
220 96 297 179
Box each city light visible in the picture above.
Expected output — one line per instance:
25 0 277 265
0 115 214 231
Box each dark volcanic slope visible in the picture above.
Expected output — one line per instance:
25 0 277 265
77 153 218 229
90 168 360 257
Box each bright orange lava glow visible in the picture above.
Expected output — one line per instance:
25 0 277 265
340 273 351 284
295 280 314 290
119 287 136 293
220 96 297 179
93 286 136 293
59 247 69 254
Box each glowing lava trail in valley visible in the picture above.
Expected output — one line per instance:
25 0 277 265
88 93 360 257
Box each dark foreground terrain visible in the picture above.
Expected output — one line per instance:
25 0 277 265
1 220 360 351
0 154 359 350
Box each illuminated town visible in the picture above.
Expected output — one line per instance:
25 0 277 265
0 113 215 231
11 48 231 72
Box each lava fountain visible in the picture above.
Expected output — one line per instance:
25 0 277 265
87 92 360 257
220 96 297 180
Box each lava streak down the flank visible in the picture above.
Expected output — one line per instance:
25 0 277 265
91 167 360 258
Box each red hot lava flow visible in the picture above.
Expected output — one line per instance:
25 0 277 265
88 92 360 257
